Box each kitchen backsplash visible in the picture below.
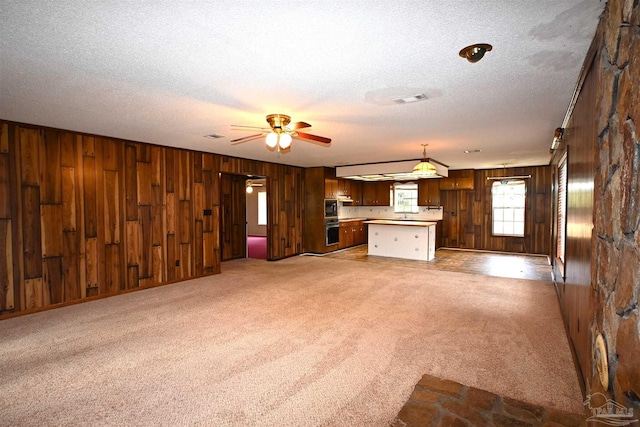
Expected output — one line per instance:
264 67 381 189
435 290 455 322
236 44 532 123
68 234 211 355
338 205 443 221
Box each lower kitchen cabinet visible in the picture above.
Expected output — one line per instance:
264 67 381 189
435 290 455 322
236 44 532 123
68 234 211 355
339 223 354 249
339 220 367 249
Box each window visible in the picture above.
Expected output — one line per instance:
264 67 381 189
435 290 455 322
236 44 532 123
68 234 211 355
258 191 267 225
492 180 526 237
394 183 418 213
556 153 567 275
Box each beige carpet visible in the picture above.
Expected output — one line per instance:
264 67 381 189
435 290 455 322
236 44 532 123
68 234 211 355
0 255 582 426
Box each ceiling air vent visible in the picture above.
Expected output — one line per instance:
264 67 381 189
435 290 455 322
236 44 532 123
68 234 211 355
204 134 225 139
393 93 428 104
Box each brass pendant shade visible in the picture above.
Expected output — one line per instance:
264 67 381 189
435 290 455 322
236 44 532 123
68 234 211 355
412 161 437 174
413 144 437 175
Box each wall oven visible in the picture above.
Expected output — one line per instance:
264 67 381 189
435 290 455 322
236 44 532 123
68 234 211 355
325 219 340 246
324 199 338 219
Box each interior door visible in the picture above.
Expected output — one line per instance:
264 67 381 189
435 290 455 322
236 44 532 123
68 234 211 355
220 174 247 261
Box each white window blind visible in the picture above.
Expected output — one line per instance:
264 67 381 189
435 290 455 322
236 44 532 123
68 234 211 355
557 154 567 267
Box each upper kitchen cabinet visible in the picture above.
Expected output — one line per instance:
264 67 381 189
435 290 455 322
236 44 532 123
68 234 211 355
337 178 351 197
362 182 391 206
350 181 363 205
337 179 363 205
439 169 475 191
418 179 441 206
325 174 339 198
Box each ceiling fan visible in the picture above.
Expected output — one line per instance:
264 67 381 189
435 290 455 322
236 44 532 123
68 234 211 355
230 114 331 150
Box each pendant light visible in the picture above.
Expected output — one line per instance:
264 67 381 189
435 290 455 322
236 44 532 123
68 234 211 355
413 144 437 175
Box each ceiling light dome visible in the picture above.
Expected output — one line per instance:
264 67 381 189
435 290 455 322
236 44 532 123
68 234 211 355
279 133 292 149
265 131 279 148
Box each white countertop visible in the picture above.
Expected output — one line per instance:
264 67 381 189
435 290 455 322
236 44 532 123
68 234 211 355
364 220 437 227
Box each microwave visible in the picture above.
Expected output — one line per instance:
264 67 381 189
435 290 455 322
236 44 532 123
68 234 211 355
324 199 338 218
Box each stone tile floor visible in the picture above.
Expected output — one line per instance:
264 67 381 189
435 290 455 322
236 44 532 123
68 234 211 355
391 374 588 427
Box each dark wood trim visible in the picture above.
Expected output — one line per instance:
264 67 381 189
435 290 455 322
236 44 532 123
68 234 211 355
560 30 600 130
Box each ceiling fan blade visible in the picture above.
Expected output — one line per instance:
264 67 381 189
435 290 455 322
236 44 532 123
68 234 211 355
230 133 264 144
230 124 271 131
290 121 312 130
296 131 332 144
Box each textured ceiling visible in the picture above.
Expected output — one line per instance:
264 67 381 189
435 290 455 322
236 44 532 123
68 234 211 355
0 1 605 169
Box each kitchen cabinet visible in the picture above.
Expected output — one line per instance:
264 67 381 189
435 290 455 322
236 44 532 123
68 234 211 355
418 179 441 206
339 219 367 249
362 182 391 206
439 169 475 191
355 221 367 245
325 177 338 198
339 222 355 249
337 179 363 205
350 181 363 205
337 179 351 197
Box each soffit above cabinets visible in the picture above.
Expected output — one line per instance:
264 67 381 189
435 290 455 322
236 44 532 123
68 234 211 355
336 159 448 181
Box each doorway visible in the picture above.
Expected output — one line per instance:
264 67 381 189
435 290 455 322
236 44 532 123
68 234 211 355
246 178 267 260
220 173 268 262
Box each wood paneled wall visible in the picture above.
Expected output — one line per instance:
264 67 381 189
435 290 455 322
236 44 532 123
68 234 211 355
550 0 640 404
550 48 597 393
440 166 552 254
0 120 304 317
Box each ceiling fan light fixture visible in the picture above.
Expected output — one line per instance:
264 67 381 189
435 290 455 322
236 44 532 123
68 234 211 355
232 113 331 151
279 133 292 149
459 43 493 63
266 113 291 130
265 131 279 148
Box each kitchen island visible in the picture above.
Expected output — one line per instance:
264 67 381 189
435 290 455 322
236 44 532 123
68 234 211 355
364 220 437 261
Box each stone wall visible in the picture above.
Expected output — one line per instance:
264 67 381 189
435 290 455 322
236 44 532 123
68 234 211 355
591 0 640 409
